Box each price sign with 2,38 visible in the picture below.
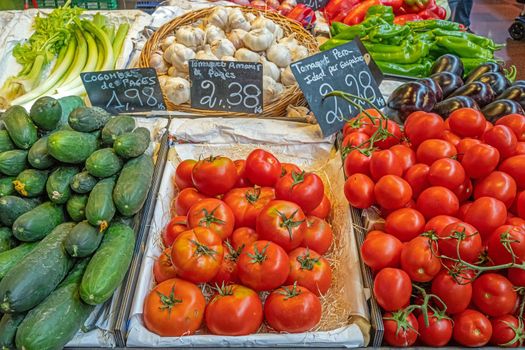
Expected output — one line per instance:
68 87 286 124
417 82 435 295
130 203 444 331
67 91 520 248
189 59 263 115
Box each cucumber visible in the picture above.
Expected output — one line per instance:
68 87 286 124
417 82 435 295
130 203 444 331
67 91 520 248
86 148 123 178
101 115 135 145
0 242 38 281
47 130 98 164
13 169 48 198
0 222 76 313
0 176 15 196
65 221 104 257
1 105 38 149
85 177 116 231
70 171 97 194
80 223 135 305
113 127 150 158
15 259 95 350
28 136 56 169
13 202 64 242
68 106 111 132
29 96 62 131
0 313 25 349
0 196 40 227
113 154 154 216
66 194 88 222
0 149 28 176
0 130 14 153
57 95 85 128
0 227 16 253
46 166 79 204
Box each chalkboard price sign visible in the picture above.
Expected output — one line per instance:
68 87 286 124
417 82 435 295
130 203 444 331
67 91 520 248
189 59 263 115
81 68 167 114
290 39 385 137
297 0 329 11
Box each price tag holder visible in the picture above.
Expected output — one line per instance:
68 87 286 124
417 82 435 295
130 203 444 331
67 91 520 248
291 39 385 137
81 68 167 115
297 0 329 11
189 59 263 115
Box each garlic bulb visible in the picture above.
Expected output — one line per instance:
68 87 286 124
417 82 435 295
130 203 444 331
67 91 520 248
211 38 236 58
261 57 280 82
273 26 284 42
175 26 205 49
251 15 276 33
228 8 251 31
221 56 237 61
227 29 247 50
245 12 256 22
195 45 218 60
160 35 176 51
164 77 191 105
208 7 229 29
149 51 169 75
263 76 284 104
164 43 195 74
292 45 309 61
205 25 226 44
279 36 300 50
168 67 187 78
234 48 260 62
158 75 169 87
281 66 296 86
243 28 274 52
267 43 292 68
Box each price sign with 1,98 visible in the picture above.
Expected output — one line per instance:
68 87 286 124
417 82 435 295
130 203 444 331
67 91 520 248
189 59 263 115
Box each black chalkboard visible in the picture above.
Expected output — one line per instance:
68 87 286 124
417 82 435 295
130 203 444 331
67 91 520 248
297 0 329 11
290 39 385 137
189 59 263 114
81 68 167 114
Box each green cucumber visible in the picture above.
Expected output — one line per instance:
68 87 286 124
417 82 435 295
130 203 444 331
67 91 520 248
46 166 79 204
85 177 116 231
1 105 38 149
80 223 135 305
86 148 123 178
0 196 40 227
66 194 88 222
113 127 150 158
0 176 15 196
113 154 154 216
68 106 111 132
65 221 104 257
57 95 85 128
70 171 97 194
101 115 135 145
13 169 48 198
0 130 14 153
13 202 64 242
0 313 26 349
0 242 38 281
28 136 56 170
47 130 98 164
0 149 28 176
0 227 16 253
29 96 62 131
0 222 76 313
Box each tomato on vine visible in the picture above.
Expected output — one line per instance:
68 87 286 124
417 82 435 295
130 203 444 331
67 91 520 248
452 309 492 347
418 311 453 347
490 315 525 347
383 311 418 347
472 273 517 317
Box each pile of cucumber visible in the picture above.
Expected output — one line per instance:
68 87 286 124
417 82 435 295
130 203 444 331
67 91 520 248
0 96 154 349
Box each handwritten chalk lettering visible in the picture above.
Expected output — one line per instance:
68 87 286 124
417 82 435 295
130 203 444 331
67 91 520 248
297 0 329 10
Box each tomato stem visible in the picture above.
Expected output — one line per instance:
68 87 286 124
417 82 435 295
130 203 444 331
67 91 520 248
277 282 302 300
276 209 305 241
156 286 182 314
245 187 261 204
190 239 218 258
290 171 306 188
247 242 269 264
198 206 226 227
297 248 319 271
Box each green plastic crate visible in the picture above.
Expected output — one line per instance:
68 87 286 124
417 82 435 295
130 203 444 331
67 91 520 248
36 0 118 9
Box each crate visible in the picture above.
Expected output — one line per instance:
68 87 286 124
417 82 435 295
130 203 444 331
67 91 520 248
134 1 161 14
36 0 118 9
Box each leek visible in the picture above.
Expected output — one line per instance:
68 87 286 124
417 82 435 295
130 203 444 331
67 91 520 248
82 20 114 72
112 23 130 68
57 29 88 87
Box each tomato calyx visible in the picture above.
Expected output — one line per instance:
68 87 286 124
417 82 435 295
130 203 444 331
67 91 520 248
497 229 522 264
191 239 218 257
245 187 262 204
277 282 302 300
198 206 226 227
499 317 525 347
155 286 182 314
203 155 218 163
224 240 242 262
247 242 269 264
411 283 449 328
296 249 319 271
290 171 306 188
276 209 305 240
213 282 235 297
383 309 418 338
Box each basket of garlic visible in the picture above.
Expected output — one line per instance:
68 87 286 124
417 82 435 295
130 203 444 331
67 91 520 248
138 6 318 118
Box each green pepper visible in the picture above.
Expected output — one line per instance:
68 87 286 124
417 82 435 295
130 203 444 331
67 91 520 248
376 59 432 77
432 28 503 51
434 36 493 59
461 57 498 75
415 31 435 43
367 24 411 43
331 22 353 36
365 5 395 24
406 19 461 32
319 38 349 51
369 40 429 64
363 41 406 53
333 25 367 40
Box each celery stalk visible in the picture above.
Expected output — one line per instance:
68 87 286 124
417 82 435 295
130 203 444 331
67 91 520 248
50 45 68 74
82 20 114 71
57 29 88 87
95 39 105 71
112 23 130 68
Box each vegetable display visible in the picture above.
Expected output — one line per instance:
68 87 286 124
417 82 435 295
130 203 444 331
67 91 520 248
228 0 317 27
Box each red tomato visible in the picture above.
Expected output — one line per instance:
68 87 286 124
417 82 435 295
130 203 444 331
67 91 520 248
448 108 486 138
244 149 281 187
369 149 403 181
306 194 331 220
344 149 371 177
191 156 237 196
403 163 430 199
373 268 412 311
517 191 525 219
453 309 492 347
174 159 196 190
361 230 403 270
205 284 263 336
390 144 416 174
341 132 370 149
286 248 332 296
264 284 321 333
383 312 418 347
302 216 333 255
464 197 507 241
400 236 441 282
424 215 460 235
153 247 178 283
374 175 412 210
344 173 375 209
418 312 453 347
416 139 457 165
441 129 461 146
472 273 517 317
458 201 473 220
416 186 459 219
507 215 525 229
474 171 517 208
162 216 188 247
431 270 473 315
373 119 402 149
514 141 525 155
438 222 482 263
275 171 324 212
187 198 235 240
343 112 378 136
462 144 500 179
487 225 525 265
404 111 445 147
280 162 301 177
231 227 258 252
428 158 466 190
457 138 482 161
453 177 474 203
172 188 207 217
237 240 289 291
234 159 252 187
384 208 425 242
496 114 525 141
500 155 525 190
490 315 523 347
483 125 518 159
223 187 275 229
485 120 495 133
212 242 242 284
508 268 525 287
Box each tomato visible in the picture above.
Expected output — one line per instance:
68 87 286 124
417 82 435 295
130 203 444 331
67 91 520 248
500 155 525 190
462 144 500 179
448 108 486 138
162 216 188 247
404 111 445 147
174 159 196 190
224 187 275 229
487 225 525 265
416 186 459 219
244 149 281 187
153 247 178 283
172 188 207 216
424 215 460 235
507 216 525 230
143 278 205 336
474 171 517 208
441 129 461 146
342 132 370 149
361 230 402 270
515 142 525 155
374 175 412 210
343 112 378 136
457 138 482 162
416 139 457 165
508 268 525 287
286 248 332 296
344 149 371 177
171 227 224 283
453 309 492 347
302 216 333 255
496 114 525 142
490 315 524 347
231 227 258 252
431 270 473 315
458 201 473 220
212 242 242 284
403 163 430 199
205 284 263 336
237 240 289 291
384 208 425 242
483 125 518 159
472 273 517 317
264 284 321 333
390 144 416 174
280 162 301 177
418 312 453 347
187 198 235 240
485 120 495 133
464 197 507 241
453 177 474 203
344 173 375 209
428 158 466 190
383 311 418 347
373 119 402 149
438 222 482 263
373 268 412 311
400 236 441 282
191 156 237 196
306 194 331 220
369 149 403 181
234 159 252 187
518 191 525 219
275 171 324 212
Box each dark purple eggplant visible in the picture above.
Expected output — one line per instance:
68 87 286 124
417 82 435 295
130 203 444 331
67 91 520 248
448 81 495 107
497 85 525 110
430 54 464 77
386 82 436 123
432 96 479 119
513 80 525 87
430 72 464 98
482 99 525 123
419 77 443 102
476 72 511 96
465 62 504 83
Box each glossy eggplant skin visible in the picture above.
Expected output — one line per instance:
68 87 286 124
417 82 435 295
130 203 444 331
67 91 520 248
419 78 443 102
433 96 479 119
476 72 511 96
386 82 436 123
513 80 525 87
430 54 464 77
465 62 504 83
430 72 464 98
482 99 525 123
497 85 525 110
448 81 495 107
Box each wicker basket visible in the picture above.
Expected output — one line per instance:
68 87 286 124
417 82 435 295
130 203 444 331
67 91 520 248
138 6 319 118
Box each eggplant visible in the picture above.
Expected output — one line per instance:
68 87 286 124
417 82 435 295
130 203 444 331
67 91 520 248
513 80 525 87
431 54 464 77
476 72 511 96
430 72 464 98
465 62 504 83
482 99 525 123
419 78 443 102
448 81 495 107
497 85 525 110
386 82 436 123
432 96 479 119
